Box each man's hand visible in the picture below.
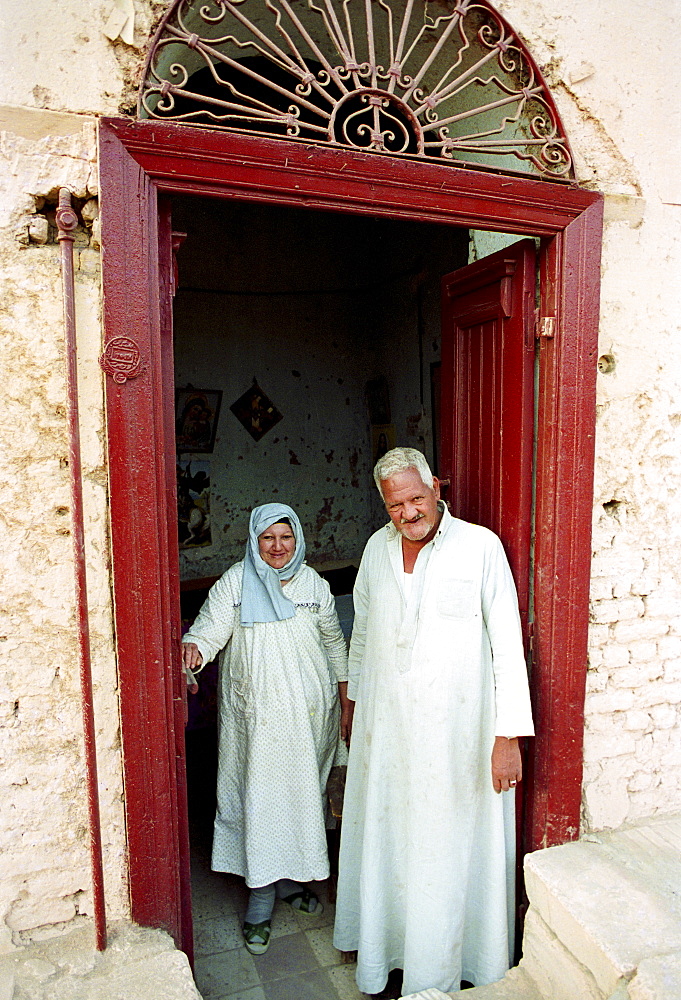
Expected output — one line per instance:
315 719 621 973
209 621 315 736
491 736 522 793
338 683 355 746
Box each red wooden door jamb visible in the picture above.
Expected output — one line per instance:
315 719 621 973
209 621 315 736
99 118 602 942
529 209 604 848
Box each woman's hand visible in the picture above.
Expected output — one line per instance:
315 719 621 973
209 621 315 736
491 736 522 793
182 642 203 671
182 642 202 694
338 683 354 746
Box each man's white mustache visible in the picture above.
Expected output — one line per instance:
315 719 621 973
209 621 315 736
400 513 425 524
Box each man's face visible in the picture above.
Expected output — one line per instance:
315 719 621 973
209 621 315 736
381 468 441 543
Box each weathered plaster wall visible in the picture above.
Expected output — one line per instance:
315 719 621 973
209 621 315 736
0 1 167 118
172 200 384 578
0 0 679 947
493 0 681 830
0 106 126 949
172 198 465 579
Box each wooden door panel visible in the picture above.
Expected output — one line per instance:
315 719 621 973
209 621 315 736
440 240 536 626
440 239 537 938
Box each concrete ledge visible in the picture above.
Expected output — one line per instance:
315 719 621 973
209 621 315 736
628 952 681 1000
404 816 681 1000
0 920 201 1000
446 965 541 999
520 908 605 1000
523 815 681 998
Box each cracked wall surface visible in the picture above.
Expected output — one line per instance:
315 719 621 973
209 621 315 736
470 0 681 832
0 0 679 945
0 106 126 949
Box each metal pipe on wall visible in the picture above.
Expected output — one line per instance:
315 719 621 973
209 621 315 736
56 188 107 951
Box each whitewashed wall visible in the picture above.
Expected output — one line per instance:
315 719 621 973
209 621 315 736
0 0 679 947
492 0 681 830
0 105 126 948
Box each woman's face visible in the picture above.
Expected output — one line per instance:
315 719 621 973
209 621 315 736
258 522 296 570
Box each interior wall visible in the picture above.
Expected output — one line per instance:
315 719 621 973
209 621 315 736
171 198 468 580
468 230 528 263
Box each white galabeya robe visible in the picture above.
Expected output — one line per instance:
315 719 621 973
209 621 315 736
333 505 534 994
184 563 348 887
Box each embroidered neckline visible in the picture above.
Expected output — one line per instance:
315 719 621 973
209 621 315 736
232 600 320 609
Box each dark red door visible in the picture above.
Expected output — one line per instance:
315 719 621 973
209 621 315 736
439 240 536 636
439 242 536 933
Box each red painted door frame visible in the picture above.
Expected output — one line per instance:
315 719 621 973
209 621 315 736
99 117 602 947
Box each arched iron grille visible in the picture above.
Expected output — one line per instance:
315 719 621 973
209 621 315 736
139 0 574 180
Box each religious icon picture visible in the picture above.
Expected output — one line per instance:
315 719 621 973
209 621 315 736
230 378 283 442
175 388 222 453
365 377 391 426
372 423 395 464
177 458 212 549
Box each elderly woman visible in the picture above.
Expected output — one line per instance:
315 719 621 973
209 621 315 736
182 503 349 954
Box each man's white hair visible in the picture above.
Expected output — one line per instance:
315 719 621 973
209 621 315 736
373 447 434 497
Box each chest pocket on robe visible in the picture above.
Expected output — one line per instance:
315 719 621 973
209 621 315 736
292 603 322 640
436 579 478 619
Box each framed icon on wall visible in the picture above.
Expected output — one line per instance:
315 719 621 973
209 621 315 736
175 388 222 453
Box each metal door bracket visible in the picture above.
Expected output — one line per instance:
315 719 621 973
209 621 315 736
536 316 556 339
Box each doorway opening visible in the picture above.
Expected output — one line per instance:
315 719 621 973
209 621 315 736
99 113 601 974
171 194 530 994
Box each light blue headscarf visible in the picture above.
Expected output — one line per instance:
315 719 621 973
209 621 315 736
240 503 306 627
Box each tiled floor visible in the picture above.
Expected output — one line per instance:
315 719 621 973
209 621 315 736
190 833 365 1000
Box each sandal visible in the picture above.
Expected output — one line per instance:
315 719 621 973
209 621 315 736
279 887 323 915
243 919 271 955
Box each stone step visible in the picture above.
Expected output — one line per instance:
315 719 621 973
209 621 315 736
403 815 681 1000
402 967 543 1000
522 813 681 1000
0 920 201 1000
450 967 543 999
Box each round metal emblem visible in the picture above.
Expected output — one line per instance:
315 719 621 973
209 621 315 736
99 337 147 384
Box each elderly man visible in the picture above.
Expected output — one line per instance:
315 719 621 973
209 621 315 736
333 447 534 996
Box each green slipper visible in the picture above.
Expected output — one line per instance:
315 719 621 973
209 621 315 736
280 888 323 915
243 919 271 955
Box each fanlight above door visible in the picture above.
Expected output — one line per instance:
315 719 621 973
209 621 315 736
139 0 574 180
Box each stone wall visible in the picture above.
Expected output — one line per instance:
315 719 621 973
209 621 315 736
491 0 681 830
0 105 127 947
0 0 679 947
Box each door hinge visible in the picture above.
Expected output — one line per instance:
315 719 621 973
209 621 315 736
535 315 556 339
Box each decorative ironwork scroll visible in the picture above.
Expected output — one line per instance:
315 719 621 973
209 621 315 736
139 0 574 180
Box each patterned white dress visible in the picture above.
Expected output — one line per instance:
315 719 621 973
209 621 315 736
183 561 348 887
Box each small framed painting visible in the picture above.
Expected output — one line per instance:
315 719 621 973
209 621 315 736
175 388 222 453
177 458 212 549
372 423 395 465
230 379 283 442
